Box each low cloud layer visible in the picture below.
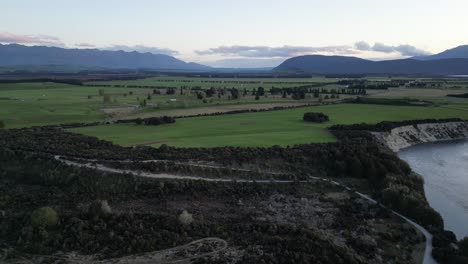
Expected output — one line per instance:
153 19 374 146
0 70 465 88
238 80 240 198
75 42 95 48
196 45 355 58
354 41 431 56
204 58 287 68
0 32 64 46
106 45 179 56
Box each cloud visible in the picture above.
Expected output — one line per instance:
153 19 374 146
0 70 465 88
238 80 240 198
355 41 431 56
354 41 372 51
0 32 64 46
75 42 95 48
106 45 179 56
195 45 355 58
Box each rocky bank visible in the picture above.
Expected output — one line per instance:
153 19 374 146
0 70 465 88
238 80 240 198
372 121 468 152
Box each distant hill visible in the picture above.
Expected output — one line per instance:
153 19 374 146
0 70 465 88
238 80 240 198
414 45 468 60
273 55 468 75
0 44 211 71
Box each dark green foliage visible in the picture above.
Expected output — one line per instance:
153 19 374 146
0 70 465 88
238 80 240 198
31 207 59 229
447 93 468 98
196 92 204 100
460 237 468 257
138 116 175 126
303 112 329 123
166 88 176 95
330 118 463 132
257 87 265 96
230 88 239 99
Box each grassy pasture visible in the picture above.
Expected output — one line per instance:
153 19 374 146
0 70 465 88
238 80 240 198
70 104 468 148
0 82 333 128
85 76 338 89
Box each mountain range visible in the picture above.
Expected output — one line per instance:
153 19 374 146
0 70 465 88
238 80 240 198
2 43 468 75
0 44 210 71
274 45 468 75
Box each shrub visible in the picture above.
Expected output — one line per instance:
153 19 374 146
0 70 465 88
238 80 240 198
88 200 112 218
31 207 58 229
178 210 193 225
303 112 329 123
141 116 175 126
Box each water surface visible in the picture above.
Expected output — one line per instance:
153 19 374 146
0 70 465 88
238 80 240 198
399 139 468 239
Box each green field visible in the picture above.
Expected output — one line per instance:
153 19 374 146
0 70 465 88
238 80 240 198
3 77 468 147
70 104 468 148
0 82 327 128
85 76 338 89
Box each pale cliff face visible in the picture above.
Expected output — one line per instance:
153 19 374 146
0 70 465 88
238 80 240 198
373 122 468 152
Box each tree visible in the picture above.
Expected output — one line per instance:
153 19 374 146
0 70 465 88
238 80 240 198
255 92 260 100
313 90 320 98
282 90 287 98
257 87 265 96
205 88 216 97
147 95 152 100
98 89 105 96
230 88 240 99
460 237 468 258
196 92 204 100
292 90 305 100
166 88 176 95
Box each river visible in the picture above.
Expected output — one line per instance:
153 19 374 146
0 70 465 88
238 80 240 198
399 139 468 239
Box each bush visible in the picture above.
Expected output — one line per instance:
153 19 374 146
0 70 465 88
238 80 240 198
88 200 112 218
178 210 193 225
31 207 58 229
303 112 329 123
142 116 176 126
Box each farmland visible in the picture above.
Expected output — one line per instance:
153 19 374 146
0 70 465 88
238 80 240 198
2 75 468 139
2 75 468 264
70 103 468 147
0 76 351 128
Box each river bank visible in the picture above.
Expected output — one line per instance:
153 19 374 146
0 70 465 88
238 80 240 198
372 121 468 152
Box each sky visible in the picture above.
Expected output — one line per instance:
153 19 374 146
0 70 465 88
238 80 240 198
1 0 468 67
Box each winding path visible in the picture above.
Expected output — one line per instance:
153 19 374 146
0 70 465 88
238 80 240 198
56 155 437 264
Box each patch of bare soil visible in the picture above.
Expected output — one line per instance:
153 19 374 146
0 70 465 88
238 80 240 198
101 106 138 118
